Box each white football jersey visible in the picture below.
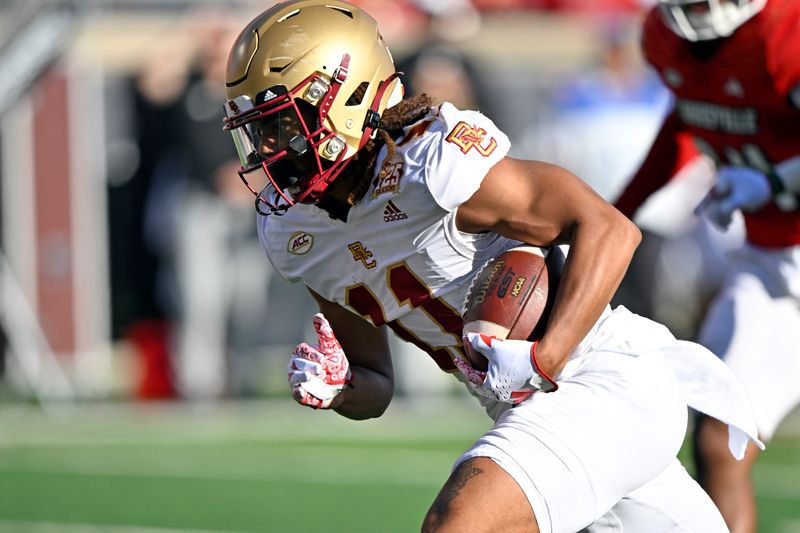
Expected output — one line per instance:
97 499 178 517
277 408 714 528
258 103 514 372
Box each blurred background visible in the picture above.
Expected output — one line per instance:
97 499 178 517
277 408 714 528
0 1 797 532
0 0 683 405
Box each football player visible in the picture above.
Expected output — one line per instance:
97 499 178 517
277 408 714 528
222 1 762 531
614 0 800 531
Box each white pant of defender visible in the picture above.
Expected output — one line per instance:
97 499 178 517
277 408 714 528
698 243 800 442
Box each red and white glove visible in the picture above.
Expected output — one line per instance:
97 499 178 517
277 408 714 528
455 332 558 405
696 166 772 230
288 314 351 409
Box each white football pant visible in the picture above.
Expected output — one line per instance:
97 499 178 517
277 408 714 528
697 242 800 441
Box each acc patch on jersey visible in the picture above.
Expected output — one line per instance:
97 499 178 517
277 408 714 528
288 231 313 255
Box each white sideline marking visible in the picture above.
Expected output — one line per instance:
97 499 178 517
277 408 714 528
0 521 239 533
0 520 392 533
0 462 446 488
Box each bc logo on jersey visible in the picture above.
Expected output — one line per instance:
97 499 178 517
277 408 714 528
288 231 313 255
348 242 377 269
446 122 497 156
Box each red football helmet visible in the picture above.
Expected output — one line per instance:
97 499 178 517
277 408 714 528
658 0 767 41
223 0 403 215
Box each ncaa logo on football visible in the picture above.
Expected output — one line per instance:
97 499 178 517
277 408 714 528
287 231 313 255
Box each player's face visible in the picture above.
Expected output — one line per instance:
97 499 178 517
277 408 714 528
244 101 319 190
252 109 305 159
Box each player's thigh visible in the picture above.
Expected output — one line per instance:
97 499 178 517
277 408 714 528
455 352 688 533
587 458 728 532
698 269 800 440
422 457 538 533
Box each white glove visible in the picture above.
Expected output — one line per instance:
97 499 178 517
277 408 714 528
455 333 558 405
696 166 771 230
288 314 351 409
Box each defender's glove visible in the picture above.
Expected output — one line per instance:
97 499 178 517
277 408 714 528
455 333 558 405
288 314 351 409
697 166 771 230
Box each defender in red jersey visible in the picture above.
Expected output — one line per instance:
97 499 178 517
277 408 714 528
616 1 800 531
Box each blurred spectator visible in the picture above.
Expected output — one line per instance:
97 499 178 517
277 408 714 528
472 0 649 12
513 16 733 334
396 0 493 117
520 18 670 202
122 8 281 400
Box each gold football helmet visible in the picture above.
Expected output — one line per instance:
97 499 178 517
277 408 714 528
223 0 404 215
658 0 767 41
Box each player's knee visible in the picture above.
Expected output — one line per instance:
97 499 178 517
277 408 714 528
421 457 539 533
421 461 474 533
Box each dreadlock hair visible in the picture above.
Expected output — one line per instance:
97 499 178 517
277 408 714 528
344 93 434 206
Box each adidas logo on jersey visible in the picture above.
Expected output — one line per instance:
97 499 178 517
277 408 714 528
723 77 744 98
383 200 407 222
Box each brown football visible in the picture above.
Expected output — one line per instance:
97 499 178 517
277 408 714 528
461 246 565 371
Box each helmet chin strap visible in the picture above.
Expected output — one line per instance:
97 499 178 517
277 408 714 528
358 72 402 151
255 190 288 216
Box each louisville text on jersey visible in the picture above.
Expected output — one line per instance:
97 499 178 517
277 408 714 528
676 99 758 135
445 121 498 156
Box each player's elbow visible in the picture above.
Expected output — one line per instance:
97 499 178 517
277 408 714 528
617 209 642 250
608 208 642 256
335 374 395 421
595 203 641 257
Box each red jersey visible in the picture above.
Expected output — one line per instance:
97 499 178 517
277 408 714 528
616 0 800 248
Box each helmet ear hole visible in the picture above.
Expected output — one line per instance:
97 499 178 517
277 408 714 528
346 82 369 106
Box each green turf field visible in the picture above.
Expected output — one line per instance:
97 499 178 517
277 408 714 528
0 398 798 533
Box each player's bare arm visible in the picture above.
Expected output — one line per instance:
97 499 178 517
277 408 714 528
308 288 395 419
455 157 641 377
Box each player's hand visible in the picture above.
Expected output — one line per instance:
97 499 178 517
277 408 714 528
288 314 351 409
459 333 558 404
697 166 771 230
